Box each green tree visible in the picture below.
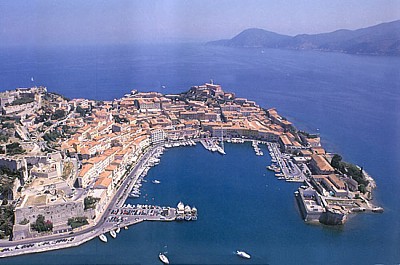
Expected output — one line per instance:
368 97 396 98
331 154 342 169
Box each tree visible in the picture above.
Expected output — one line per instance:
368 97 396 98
51 109 66 120
31 214 53 232
331 154 342 169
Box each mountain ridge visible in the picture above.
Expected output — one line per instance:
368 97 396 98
207 20 400 56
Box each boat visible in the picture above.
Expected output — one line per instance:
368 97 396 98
159 253 170 264
236 250 251 259
110 230 117 238
99 234 107 243
266 165 275 171
124 226 129 230
116 227 121 234
372 207 384 213
152 180 161 184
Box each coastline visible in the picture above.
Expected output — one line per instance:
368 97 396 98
0 83 382 258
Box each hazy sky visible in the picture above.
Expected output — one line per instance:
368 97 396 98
1 0 399 46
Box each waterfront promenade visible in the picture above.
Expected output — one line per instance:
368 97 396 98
0 144 170 258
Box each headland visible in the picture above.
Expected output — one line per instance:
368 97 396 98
0 82 382 257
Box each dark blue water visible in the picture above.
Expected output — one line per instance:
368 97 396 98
1 44 400 264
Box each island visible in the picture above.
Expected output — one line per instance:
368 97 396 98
207 20 400 56
0 82 382 257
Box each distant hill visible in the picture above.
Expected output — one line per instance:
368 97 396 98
207 20 400 56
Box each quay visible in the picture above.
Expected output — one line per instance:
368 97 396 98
0 144 195 258
267 142 306 182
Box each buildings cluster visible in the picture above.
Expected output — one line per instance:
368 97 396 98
0 82 375 239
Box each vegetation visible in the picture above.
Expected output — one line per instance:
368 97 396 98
43 130 62 143
298 130 319 139
31 214 53 232
113 115 128 124
84 196 99 210
51 109 66 120
0 166 21 200
0 205 15 239
2 142 25 155
68 217 88 229
0 134 9 143
1 122 15 129
19 218 29 225
9 97 34 106
75 106 89 117
62 162 73 179
47 92 70 101
331 154 369 193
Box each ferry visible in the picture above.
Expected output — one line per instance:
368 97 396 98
110 230 117 238
99 234 107 243
159 253 170 264
236 250 251 259
152 180 161 184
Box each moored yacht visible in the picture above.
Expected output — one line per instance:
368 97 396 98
116 227 121 234
99 234 107 243
159 253 170 264
110 230 117 238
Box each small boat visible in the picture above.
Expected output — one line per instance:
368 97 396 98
159 253 170 264
99 234 107 243
152 180 161 184
110 230 117 238
116 227 121 234
372 207 384 213
124 226 129 230
236 250 251 259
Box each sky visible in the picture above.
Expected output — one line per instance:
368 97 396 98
0 0 399 46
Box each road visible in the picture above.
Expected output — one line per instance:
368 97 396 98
0 144 162 250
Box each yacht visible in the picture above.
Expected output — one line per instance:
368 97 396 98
152 180 161 184
110 230 117 238
99 234 107 243
236 250 251 259
124 226 129 230
158 253 170 264
116 227 121 234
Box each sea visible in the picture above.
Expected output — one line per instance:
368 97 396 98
0 43 399 265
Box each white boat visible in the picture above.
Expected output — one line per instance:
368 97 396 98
159 253 170 264
99 234 107 243
124 226 129 230
152 180 161 184
116 227 121 234
110 230 117 238
236 250 251 259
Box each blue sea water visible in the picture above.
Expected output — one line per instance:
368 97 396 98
1 44 400 264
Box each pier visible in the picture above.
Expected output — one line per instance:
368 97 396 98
267 142 306 182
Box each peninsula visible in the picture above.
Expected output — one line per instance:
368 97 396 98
0 82 382 257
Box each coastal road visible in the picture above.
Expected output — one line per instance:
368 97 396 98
0 144 162 249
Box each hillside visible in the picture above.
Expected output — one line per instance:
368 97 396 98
207 20 400 56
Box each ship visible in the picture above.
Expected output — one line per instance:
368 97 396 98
236 250 251 259
152 180 161 184
110 230 117 238
99 234 107 243
159 253 170 264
